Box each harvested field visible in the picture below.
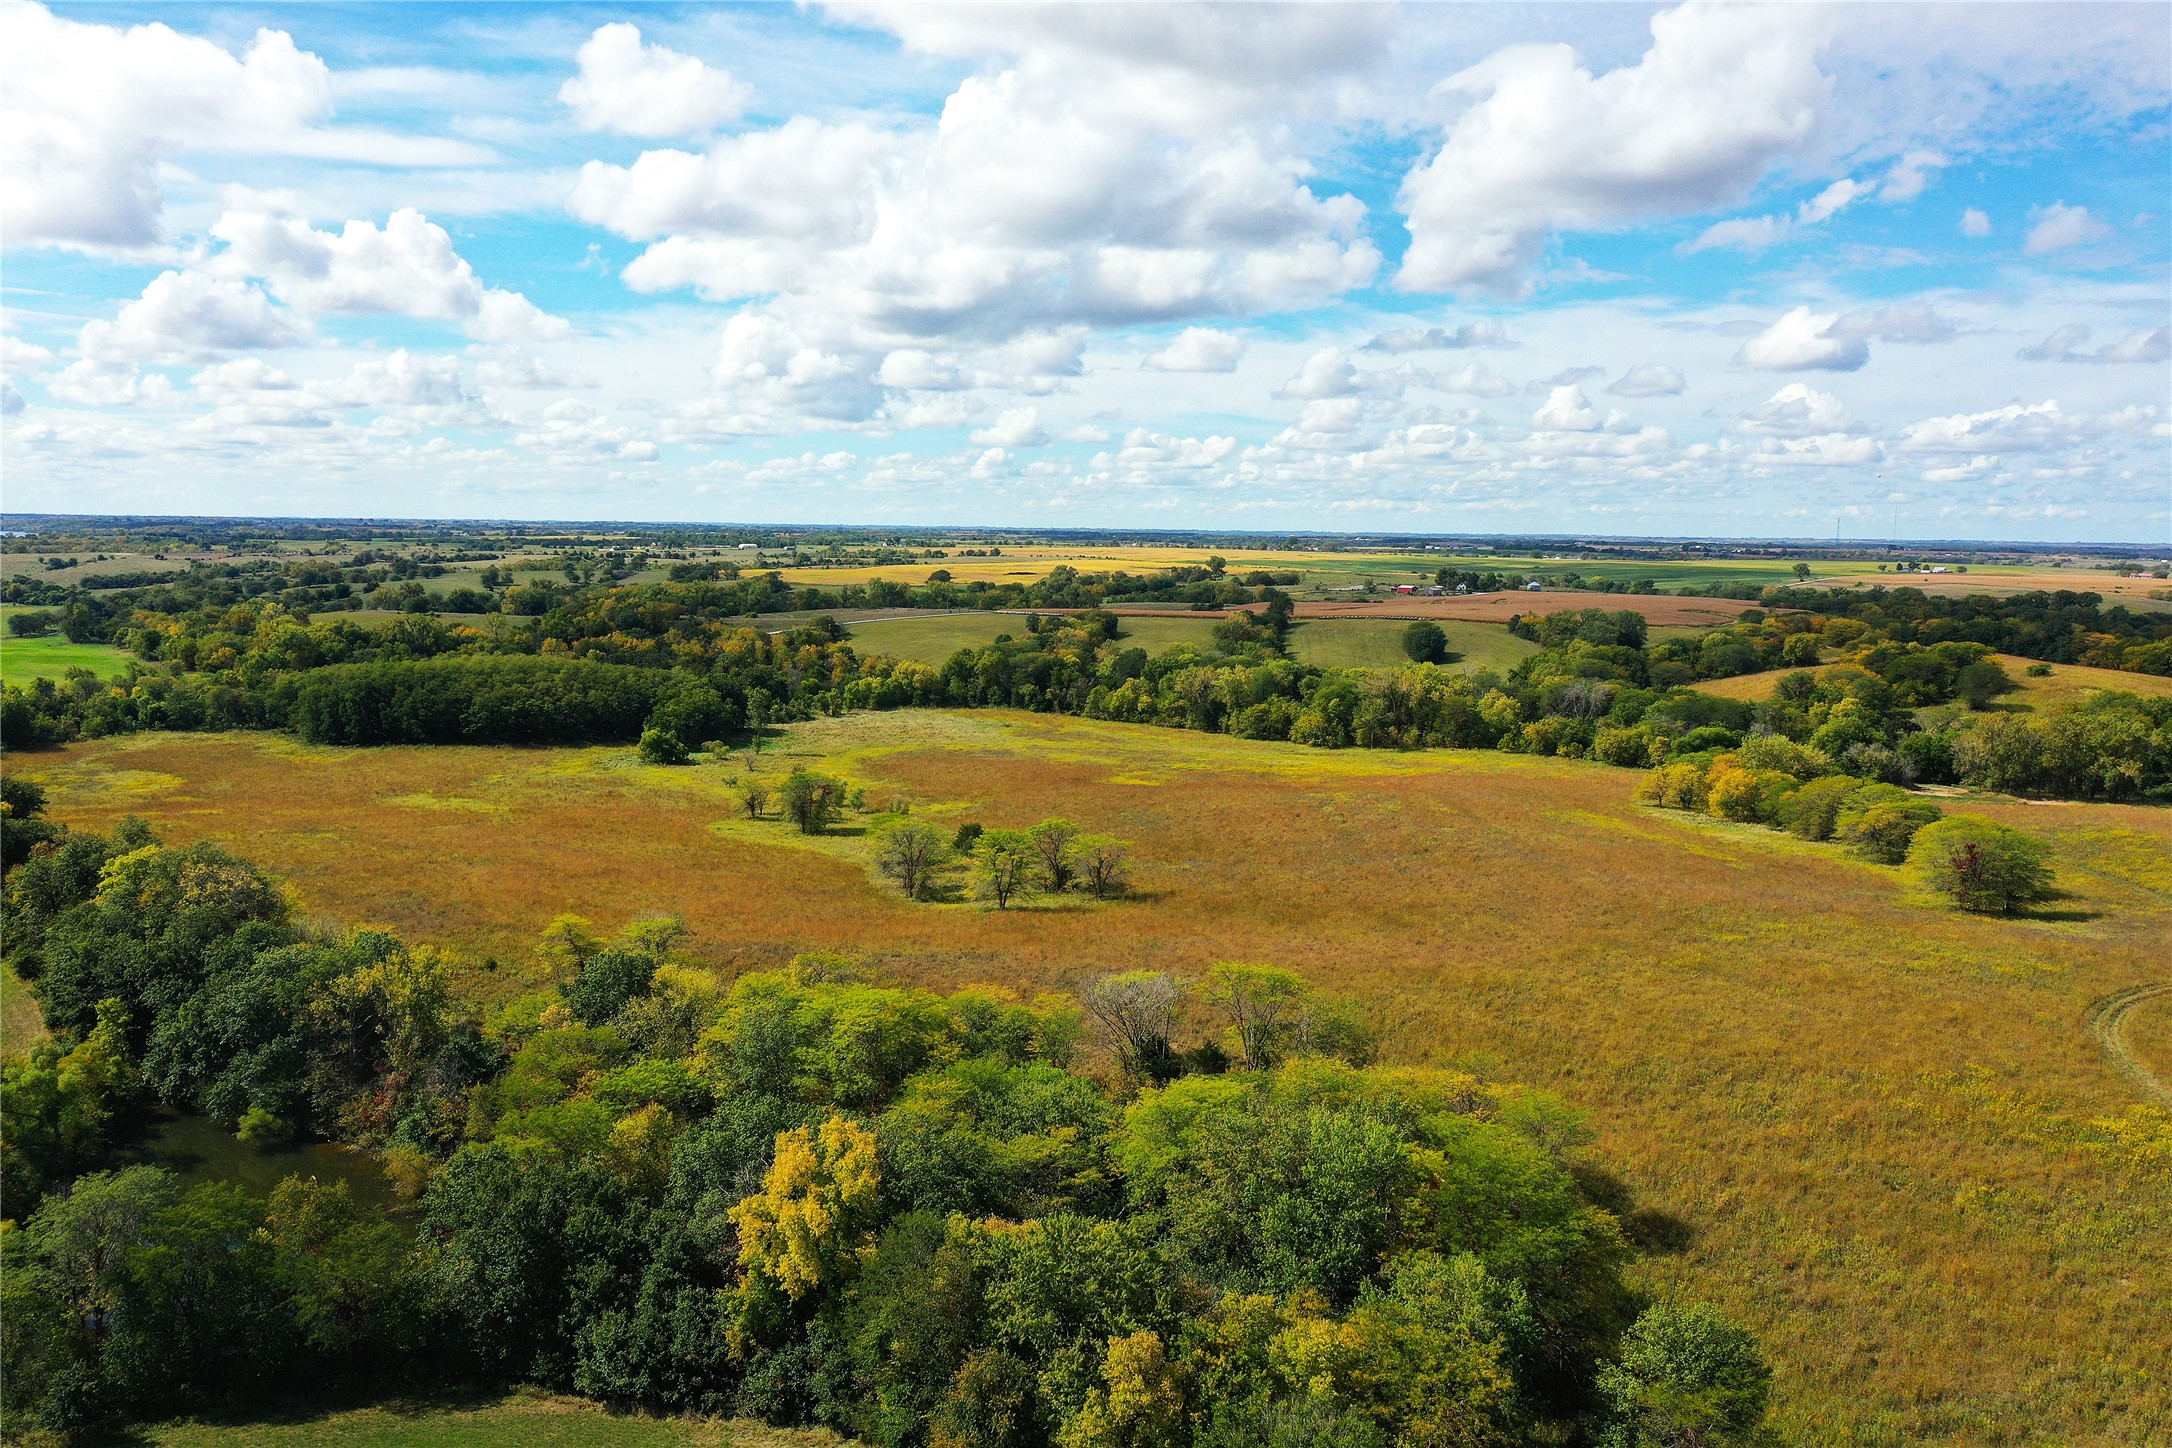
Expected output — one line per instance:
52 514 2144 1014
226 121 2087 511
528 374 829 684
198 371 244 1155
11 713 2171 1447
1283 591 1761 625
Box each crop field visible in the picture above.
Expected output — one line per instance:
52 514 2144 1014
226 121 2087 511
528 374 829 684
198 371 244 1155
141 1393 835 1448
767 546 1898 593
1817 564 2172 605
1691 654 2172 708
843 612 1540 673
10 712 2171 1447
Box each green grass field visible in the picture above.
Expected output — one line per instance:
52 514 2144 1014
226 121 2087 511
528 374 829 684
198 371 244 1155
1286 617 1539 672
141 1394 836 1448
2 960 49 1065
0 631 134 684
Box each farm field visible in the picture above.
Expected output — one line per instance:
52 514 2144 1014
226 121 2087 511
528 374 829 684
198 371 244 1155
1690 654 2172 708
763 546 1897 593
10 714 2171 1446
1818 563 2172 605
142 1394 835 1448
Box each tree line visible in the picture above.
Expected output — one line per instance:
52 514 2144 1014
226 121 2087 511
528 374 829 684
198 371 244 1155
0 800 1775 1448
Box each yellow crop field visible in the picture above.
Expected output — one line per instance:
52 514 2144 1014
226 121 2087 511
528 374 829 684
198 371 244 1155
11 713 2170 1446
1692 654 2172 707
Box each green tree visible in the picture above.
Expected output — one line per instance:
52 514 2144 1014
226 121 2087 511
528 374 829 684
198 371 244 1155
1084 971 1182 1080
973 830 1037 910
1402 620 1450 665
1074 835 1132 899
1029 818 1083 891
874 817 953 901
736 777 772 819
1908 815 2056 914
1201 963 1306 1071
780 768 849 834
1596 1303 1772 1448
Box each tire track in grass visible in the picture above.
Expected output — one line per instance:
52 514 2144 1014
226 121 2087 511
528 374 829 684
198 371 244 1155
2085 983 2172 1107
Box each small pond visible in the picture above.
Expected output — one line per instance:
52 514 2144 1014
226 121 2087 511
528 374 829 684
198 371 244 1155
126 1113 406 1216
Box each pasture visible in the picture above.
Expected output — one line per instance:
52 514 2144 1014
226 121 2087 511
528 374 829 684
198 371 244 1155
1691 654 2172 708
0 629 134 684
1284 617 1539 673
10 713 2171 1446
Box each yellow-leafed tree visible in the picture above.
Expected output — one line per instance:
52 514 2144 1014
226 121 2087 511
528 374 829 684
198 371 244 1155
731 1115 880 1299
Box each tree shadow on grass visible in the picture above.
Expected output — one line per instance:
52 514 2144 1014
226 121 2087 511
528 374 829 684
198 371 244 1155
1572 1163 1698 1257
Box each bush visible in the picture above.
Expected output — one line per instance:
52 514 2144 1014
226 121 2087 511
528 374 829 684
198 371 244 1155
1908 815 2055 914
1776 775 1862 841
638 728 690 765
1835 785 1942 864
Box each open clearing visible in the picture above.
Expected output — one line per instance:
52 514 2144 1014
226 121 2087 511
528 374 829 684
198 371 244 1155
0 632 134 684
1690 654 2172 708
1284 591 1761 625
10 713 2170 1446
141 1393 834 1448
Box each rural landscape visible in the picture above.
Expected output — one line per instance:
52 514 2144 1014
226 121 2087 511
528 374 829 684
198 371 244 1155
2 517 2170 1448
4 1 2169 1445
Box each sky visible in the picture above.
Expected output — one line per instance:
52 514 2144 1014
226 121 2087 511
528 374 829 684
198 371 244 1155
2 1 2168 542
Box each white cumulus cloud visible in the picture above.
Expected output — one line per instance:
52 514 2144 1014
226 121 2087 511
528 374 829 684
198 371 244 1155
1734 306 1868 372
1397 2 1830 292
560 23 749 138
2024 201 2109 255
970 406 1049 447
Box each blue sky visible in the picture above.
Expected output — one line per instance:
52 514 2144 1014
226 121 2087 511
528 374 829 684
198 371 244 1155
3 1 2167 542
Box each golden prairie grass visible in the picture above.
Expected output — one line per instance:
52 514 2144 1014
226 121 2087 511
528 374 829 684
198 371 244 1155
1691 653 2172 707
10 714 2172 1447
140 1389 838 1447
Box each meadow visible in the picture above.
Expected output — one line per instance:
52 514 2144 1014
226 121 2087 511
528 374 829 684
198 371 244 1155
141 1393 835 1448
1691 654 2172 708
11 712 2171 1447
0 621 134 684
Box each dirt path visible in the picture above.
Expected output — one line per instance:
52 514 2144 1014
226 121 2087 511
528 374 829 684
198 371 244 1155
2085 983 2172 1107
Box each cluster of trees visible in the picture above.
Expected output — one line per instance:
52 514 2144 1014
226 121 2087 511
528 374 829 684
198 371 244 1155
1636 736 2056 914
8 572 2166 810
1756 585 2172 676
874 816 1132 909
0 811 1776 1447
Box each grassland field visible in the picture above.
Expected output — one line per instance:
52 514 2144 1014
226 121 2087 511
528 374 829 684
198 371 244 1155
0 605 134 685
8 710 2170 1447
1690 654 2172 709
139 1392 835 1448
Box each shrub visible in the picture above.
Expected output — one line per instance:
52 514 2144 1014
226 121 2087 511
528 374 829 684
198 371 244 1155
1908 816 2056 914
1835 785 1942 864
1704 763 1792 824
638 728 690 765
1637 761 1711 811
1776 775 1861 841
1673 726 1740 753
1593 725 1661 768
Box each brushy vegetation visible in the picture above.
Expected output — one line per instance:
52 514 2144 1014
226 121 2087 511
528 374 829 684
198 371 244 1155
0 797 1766 1447
8 713 2170 1446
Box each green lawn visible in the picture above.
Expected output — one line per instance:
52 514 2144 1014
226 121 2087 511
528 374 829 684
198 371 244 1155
0 631 134 684
1287 618 1539 673
142 1395 836 1448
